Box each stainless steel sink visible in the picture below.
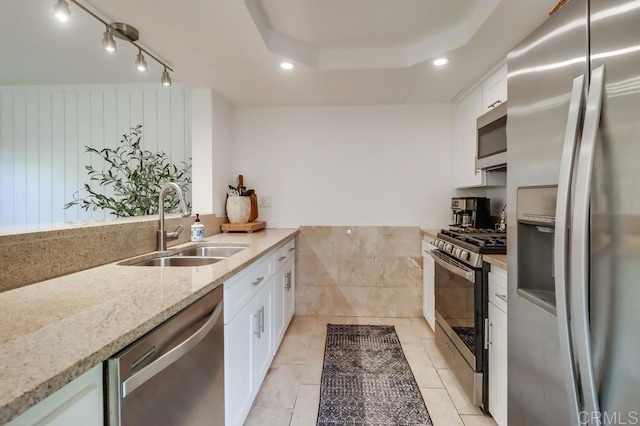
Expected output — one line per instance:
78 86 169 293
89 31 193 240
124 244 247 267
173 246 247 258
132 257 222 267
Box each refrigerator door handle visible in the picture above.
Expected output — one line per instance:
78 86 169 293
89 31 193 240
555 74 585 425
572 64 605 420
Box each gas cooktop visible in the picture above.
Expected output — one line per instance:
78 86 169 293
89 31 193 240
440 229 507 252
433 229 507 268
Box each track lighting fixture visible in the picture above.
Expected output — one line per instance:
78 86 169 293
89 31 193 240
53 0 70 23
161 68 172 87
135 50 147 72
102 27 117 53
52 0 173 86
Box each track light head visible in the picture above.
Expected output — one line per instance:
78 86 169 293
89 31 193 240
53 0 71 23
102 29 117 53
161 69 172 87
52 1 173 85
135 51 147 72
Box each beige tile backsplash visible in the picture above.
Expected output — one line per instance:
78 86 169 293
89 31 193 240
0 214 220 292
296 226 423 317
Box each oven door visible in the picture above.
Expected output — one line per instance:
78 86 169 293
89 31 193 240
431 249 483 371
432 249 486 409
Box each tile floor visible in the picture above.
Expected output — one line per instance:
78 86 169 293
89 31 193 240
244 315 497 426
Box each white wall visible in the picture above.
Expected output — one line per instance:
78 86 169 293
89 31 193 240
191 89 233 217
232 104 454 228
211 94 234 216
0 84 189 227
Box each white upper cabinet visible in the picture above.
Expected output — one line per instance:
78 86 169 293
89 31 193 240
454 86 484 188
482 63 508 112
453 61 508 189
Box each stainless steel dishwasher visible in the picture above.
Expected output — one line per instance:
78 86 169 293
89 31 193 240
106 286 224 426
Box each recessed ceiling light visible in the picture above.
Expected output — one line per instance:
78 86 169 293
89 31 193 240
433 57 449 66
280 62 294 70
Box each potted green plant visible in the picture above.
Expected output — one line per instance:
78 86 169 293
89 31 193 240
65 125 191 217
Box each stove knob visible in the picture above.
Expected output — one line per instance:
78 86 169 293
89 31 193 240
453 248 461 257
446 244 453 253
460 251 470 261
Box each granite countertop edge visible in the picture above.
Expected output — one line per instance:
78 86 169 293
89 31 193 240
0 228 298 424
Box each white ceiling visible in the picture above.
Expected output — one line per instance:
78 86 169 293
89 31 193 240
258 0 473 49
1 0 558 105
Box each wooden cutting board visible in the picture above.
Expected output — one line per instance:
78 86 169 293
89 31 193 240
221 221 266 233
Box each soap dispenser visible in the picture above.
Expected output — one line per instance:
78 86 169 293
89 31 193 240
191 214 205 242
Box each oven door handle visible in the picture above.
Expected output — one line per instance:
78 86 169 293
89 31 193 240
430 250 475 283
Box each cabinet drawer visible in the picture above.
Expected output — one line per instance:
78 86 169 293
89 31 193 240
224 255 272 324
272 238 295 272
488 268 508 313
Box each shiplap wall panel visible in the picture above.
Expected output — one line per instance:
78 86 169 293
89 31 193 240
77 91 92 222
89 91 106 221
38 92 53 224
157 90 171 158
171 89 186 166
51 92 65 224
0 85 187 227
142 90 158 153
1 93 15 226
64 92 79 223
26 92 39 225
13 93 27 226
102 89 118 213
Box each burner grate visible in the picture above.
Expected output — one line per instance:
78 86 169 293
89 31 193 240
439 229 507 254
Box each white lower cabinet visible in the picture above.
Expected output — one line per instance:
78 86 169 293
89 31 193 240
224 274 274 426
283 257 295 324
225 295 255 426
422 237 436 331
273 256 295 348
488 265 508 426
8 364 103 426
224 237 296 426
252 278 273 390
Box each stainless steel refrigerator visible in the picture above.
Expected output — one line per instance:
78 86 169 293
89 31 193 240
507 0 640 424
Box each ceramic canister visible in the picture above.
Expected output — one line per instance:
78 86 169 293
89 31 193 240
226 196 251 224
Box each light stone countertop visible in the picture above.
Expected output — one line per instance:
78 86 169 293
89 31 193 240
484 254 508 270
420 229 440 240
0 228 298 424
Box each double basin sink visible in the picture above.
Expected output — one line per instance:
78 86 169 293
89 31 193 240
130 245 247 267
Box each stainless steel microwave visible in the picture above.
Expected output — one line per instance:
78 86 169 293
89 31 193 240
476 101 507 170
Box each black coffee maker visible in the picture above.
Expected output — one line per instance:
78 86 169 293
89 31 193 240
450 197 491 230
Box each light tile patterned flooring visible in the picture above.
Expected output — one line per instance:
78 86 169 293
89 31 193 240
245 315 497 426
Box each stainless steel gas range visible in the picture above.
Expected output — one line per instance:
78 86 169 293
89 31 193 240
430 229 506 411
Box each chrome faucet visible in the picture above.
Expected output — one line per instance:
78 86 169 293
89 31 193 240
157 182 191 251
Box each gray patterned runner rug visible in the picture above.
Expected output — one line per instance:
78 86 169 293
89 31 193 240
317 324 433 425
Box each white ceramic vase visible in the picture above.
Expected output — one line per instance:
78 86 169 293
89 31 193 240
226 196 251 224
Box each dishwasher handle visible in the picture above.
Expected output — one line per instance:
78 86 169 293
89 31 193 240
121 301 223 398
